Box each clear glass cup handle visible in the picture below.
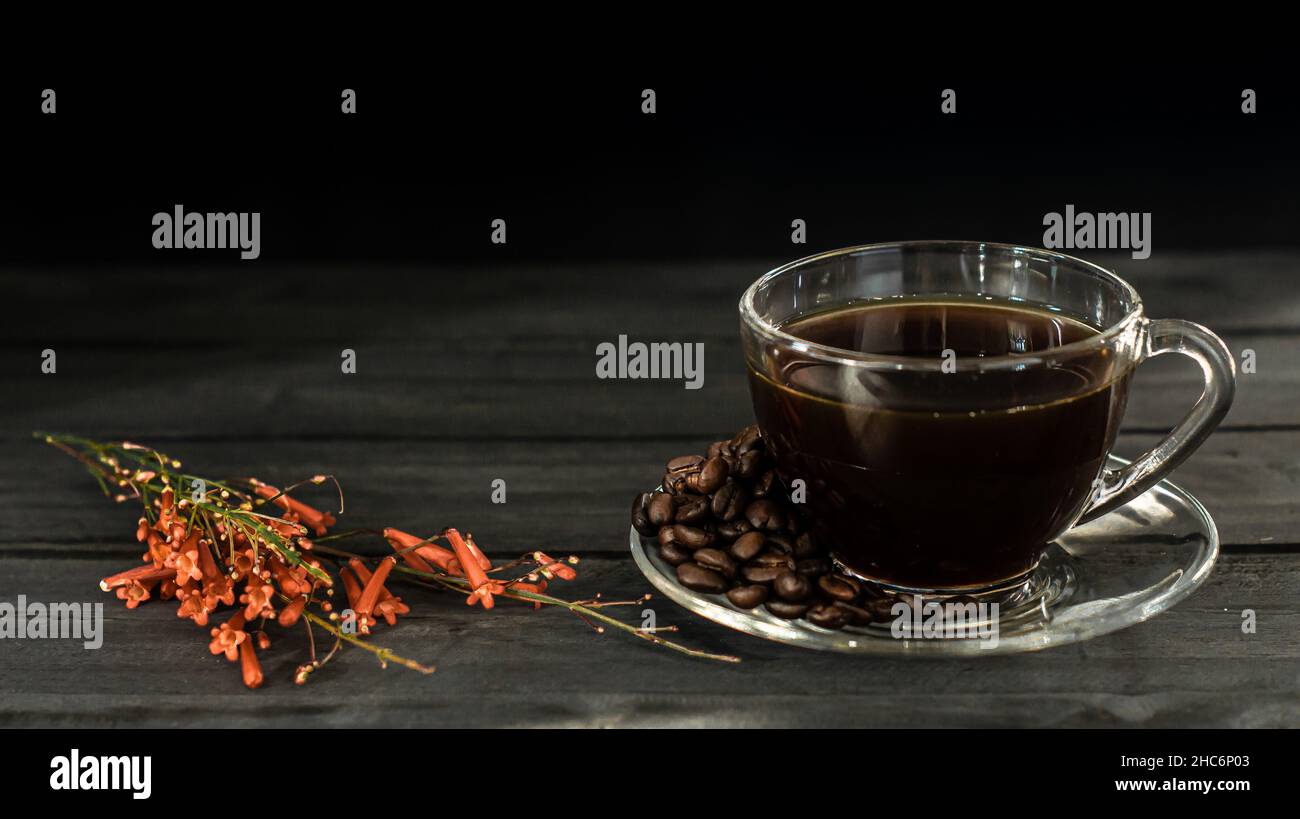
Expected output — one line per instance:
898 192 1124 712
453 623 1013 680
1079 318 1236 524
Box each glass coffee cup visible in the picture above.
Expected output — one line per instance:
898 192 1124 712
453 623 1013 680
740 241 1235 597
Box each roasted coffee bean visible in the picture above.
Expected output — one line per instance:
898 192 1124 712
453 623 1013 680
773 570 812 602
792 532 819 559
631 492 658 536
745 499 786 532
657 526 679 548
676 563 727 594
726 584 769 609
687 456 729 494
662 471 687 495
672 524 715 550
729 531 766 562
832 601 874 627
795 557 832 577
806 604 849 630
735 449 763 479
742 564 786 584
706 440 735 460
730 424 763 454
666 454 705 474
817 574 860 603
785 508 806 536
693 548 737 579
674 495 710 524
863 596 903 622
716 519 753 541
710 480 748 522
751 469 777 499
751 551 796 570
764 599 809 619
765 532 795 555
658 542 692 566
647 492 675 527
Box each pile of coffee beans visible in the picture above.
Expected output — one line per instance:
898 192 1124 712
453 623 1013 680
631 425 895 630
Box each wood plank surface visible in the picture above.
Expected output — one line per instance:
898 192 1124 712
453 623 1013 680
0 551 1294 728
1 253 1296 728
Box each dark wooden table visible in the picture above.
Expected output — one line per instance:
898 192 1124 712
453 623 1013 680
1 252 1297 727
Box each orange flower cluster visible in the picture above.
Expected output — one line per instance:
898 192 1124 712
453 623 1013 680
100 482 338 689
98 478 580 689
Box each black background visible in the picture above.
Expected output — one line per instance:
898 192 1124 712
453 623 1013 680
0 61 1294 266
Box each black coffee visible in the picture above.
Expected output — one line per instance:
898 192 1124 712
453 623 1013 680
748 298 1131 589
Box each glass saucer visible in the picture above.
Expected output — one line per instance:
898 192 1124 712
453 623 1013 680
629 456 1218 655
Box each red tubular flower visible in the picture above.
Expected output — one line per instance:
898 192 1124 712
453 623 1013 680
444 529 488 586
278 595 307 628
167 532 204 585
349 558 409 626
339 566 363 609
462 533 493 572
252 482 337 536
383 527 453 575
116 577 160 609
240 579 276 621
445 529 497 609
176 582 212 626
196 541 218 580
240 639 264 689
533 551 577 581
232 548 256 578
100 564 172 592
354 557 396 623
145 530 170 567
373 595 410 626
269 558 308 597
338 566 373 634
194 538 226 590
202 574 236 609
209 611 247 661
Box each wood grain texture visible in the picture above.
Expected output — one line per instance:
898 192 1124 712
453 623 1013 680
2 432 1296 552
0 252 1296 727
0 551 1294 728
